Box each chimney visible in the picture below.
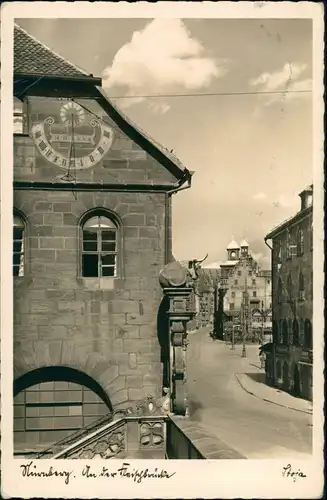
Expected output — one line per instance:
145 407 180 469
299 185 313 211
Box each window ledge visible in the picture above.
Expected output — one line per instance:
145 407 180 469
76 277 117 290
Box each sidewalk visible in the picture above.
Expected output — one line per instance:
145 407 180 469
221 342 312 414
232 346 313 415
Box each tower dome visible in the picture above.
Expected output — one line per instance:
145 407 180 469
240 239 249 248
227 238 240 261
227 239 240 250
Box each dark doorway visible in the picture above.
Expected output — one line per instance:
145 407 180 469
283 362 289 391
293 364 301 397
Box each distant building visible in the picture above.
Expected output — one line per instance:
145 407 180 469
215 239 272 342
264 185 313 401
197 268 220 327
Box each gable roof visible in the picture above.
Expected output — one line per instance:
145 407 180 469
13 24 191 184
14 24 90 78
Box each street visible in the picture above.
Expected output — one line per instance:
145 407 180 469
186 327 312 459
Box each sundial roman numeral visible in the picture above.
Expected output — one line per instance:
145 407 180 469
89 154 95 163
35 131 42 139
38 140 47 151
97 146 104 155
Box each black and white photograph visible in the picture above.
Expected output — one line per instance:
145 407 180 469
1 2 324 499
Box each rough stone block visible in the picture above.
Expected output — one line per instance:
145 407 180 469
143 374 161 387
64 238 77 249
118 363 152 377
53 203 72 213
112 300 139 314
34 202 52 212
111 389 128 407
126 375 143 388
139 324 157 338
63 213 77 226
115 325 140 339
123 339 153 354
40 237 64 249
138 227 159 239
122 214 145 226
137 352 161 364
38 325 67 340
55 250 77 263
109 376 127 395
32 249 56 262
43 213 63 226
30 300 56 314
128 353 137 369
128 388 145 401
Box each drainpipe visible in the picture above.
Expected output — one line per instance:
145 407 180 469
164 171 194 264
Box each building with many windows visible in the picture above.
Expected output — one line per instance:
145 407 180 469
214 239 272 342
264 185 313 401
197 268 220 328
12 24 193 455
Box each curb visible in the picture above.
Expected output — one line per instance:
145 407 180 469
234 373 312 416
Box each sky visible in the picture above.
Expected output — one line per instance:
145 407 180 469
17 18 313 268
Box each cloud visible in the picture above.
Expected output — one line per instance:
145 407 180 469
272 194 298 209
249 62 312 109
252 191 298 209
251 252 270 265
102 18 228 113
253 192 267 201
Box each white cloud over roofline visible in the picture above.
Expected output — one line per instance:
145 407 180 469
102 18 229 114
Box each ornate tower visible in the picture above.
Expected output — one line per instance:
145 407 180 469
240 239 249 259
227 239 240 261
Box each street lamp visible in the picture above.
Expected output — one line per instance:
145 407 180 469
241 274 248 358
231 324 235 350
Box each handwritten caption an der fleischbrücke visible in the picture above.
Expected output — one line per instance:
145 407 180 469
20 461 175 485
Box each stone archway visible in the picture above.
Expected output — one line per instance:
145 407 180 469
14 366 114 456
14 340 124 408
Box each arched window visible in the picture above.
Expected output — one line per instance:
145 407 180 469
282 319 289 345
81 212 120 278
13 214 25 276
297 227 304 255
277 278 283 304
304 319 312 349
292 319 300 346
286 275 292 302
299 272 305 301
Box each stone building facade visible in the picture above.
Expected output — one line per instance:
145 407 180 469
215 239 272 342
264 185 313 401
13 25 193 453
197 268 220 328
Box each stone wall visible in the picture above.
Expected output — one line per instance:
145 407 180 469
14 188 168 408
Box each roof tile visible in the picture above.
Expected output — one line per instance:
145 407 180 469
14 24 89 78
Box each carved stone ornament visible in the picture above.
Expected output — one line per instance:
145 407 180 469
139 421 165 448
70 430 125 459
160 282 197 416
60 421 126 460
